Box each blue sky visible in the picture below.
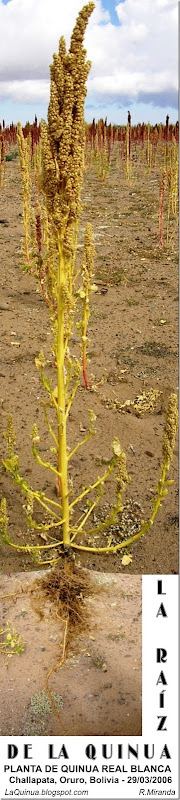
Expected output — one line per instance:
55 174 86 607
0 0 178 127
99 0 123 25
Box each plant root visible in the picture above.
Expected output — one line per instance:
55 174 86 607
30 561 95 731
31 561 93 634
0 562 95 731
0 590 25 601
44 617 69 732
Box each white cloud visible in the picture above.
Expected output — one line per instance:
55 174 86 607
0 0 178 113
0 79 50 103
156 0 176 8
89 69 177 97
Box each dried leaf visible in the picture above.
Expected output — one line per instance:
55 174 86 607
121 554 133 566
112 438 121 457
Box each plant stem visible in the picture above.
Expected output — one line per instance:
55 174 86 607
159 172 165 246
57 235 70 548
83 342 89 389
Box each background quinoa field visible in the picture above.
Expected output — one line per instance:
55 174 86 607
0 146 178 576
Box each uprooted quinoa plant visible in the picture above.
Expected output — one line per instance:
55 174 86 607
0 3 178 570
0 6 178 729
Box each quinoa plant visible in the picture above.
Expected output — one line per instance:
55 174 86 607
146 122 153 173
76 222 94 389
0 620 25 657
17 126 32 265
0 5 178 568
159 135 178 246
93 119 109 181
1 3 126 562
0 136 6 188
126 111 131 181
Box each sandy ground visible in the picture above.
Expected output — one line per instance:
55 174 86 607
0 570 141 736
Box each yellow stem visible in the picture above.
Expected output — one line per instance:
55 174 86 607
28 517 63 532
65 379 79 419
33 450 62 480
32 492 62 521
71 498 99 540
38 556 60 566
70 532 143 553
41 494 62 510
57 235 70 547
6 538 64 552
41 373 58 410
68 429 93 461
69 463 114 510
72 495 122 536
70 462 170 554
43 406 58 447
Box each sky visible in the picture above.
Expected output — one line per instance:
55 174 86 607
0 0 178 127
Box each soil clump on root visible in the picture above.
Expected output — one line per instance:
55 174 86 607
32 562 93 638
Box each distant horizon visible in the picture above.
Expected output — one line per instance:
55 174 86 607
1 110 178 129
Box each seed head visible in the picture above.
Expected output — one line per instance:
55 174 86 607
35 350 45 370
81 223 94 288
40 3 95 260
5 414 16 458
162 393 178 469
31 423 40 444
24 490 34 517
0 498 8 539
